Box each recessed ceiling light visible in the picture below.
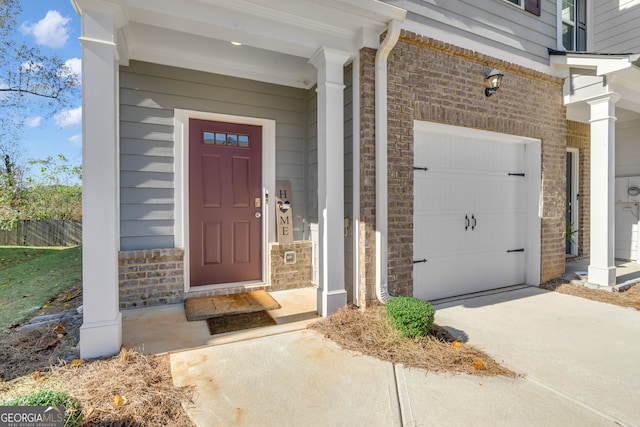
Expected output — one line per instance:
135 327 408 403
230 41 242 46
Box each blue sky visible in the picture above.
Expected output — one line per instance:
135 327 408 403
15 0 82 180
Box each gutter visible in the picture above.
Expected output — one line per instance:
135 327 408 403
375 19 402 304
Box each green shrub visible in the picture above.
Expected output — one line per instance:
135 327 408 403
386 296 435 338
2 390 82 427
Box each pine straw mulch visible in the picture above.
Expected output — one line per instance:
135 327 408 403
541 278 640 310
0 315 82 381
0 348 195 427
1 282 84 382
309 304 518 377
0 280 195 426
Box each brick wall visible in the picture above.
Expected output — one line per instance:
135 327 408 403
119 248 184 309
358 47 378 308
567 120 590 258
119 243 314 307
269 241 313 291
359 31 567 303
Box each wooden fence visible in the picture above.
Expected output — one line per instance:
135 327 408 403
0 220 82 246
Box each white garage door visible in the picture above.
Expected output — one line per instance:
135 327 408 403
413 124 528 301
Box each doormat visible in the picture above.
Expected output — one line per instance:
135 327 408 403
184 290 280 321
207 311 277 335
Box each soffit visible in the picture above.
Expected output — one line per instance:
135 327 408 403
550 52 640 123
74 0 406 88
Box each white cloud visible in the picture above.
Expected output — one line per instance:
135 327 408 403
63 58 82 79
20 61 44 72
69 134 82 145
20 11 71 49
54 107 82 128
58 58 82 83
25 117 42 128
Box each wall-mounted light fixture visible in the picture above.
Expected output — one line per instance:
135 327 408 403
484 68 503 97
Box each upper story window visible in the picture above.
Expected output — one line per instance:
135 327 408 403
562 0 587 50
503 0 541 16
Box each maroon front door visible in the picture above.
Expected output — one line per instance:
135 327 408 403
189 119 262 286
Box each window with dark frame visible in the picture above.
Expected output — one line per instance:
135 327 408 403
563 0 587 51
503 0 541 16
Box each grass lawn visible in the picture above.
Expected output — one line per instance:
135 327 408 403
0 246 82 330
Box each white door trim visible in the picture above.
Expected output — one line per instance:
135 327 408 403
174 109 276 293
567 147 580 256
413 121 542 287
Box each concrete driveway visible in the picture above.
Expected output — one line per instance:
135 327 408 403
170 287 640 426
430 286 640 426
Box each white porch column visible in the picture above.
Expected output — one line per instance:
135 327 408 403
309 48 351 316
79 8 121 358
588 93 620 287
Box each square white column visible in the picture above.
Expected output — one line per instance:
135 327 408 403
309 48 351 316
587 93 620 287
79 9 121 358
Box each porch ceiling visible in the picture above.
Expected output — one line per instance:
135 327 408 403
550 52 640 123
73 0 406 88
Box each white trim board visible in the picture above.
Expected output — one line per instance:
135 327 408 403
174 109 276 294
413 121 542 287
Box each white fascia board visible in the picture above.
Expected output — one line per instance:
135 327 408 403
74 0 128 29
551 54 640 76
315 0 407 22
401 18 553 75
126 0 397 49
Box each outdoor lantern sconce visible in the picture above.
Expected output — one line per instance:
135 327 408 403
484 68 503 97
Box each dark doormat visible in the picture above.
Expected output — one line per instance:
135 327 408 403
184 290 280 321
207 311 277 335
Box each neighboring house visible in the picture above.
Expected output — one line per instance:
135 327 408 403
73 0 639 358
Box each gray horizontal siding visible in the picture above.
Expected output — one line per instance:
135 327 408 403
120 60 310 250
594 0 640 53
386 0 557 66
616 121 640 177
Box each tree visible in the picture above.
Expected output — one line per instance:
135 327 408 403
0 155 82 229
23 155 82 221
1 0 79 108
0 0 80 227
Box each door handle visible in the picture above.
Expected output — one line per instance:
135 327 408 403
465 214 469 231
255 212 262 218
472 214 477 230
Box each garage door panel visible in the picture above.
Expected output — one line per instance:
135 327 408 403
414 251 525 301
473 214 525 250
413 127 527 302
415 175 470 212
415 215 475 258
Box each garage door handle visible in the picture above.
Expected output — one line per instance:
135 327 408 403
413 259 427 264
471 214 476 230
465 215 469 230
507 248 525 253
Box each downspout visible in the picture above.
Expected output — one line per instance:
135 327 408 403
375 19 402 304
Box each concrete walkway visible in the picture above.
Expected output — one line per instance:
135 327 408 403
170 287 640 426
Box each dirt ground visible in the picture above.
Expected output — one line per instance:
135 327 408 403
541 278 640 310
0 283 195 426
0 282 83 382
